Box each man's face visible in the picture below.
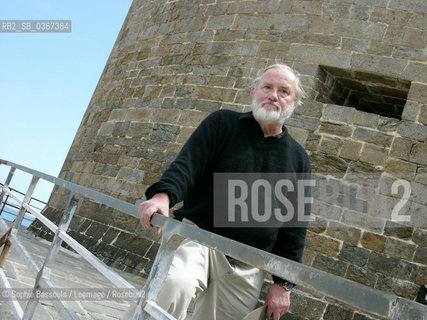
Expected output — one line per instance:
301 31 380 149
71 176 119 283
251 67 297 126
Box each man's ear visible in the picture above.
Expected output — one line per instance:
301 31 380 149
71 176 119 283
250 87 255 97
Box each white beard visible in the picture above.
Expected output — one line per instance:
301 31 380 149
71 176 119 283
251 99 295 126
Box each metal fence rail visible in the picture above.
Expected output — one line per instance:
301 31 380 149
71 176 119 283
0 160 138 320
0 159 426 320
0 183 46 226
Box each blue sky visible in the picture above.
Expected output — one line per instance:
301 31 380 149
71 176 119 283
0 0 132 204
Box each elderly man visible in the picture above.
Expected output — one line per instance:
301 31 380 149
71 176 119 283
139 63 311 320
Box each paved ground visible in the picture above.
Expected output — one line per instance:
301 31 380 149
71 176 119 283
0 221 147 320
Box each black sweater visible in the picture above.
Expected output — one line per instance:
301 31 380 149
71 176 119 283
146 110 311 281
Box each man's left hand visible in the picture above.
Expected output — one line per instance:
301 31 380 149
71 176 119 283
264 283 291 320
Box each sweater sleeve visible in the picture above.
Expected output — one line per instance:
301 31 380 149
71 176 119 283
271 227 308 284
271 151 312 284
145 111 222 207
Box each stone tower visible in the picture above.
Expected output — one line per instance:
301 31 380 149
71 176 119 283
32 0 426 318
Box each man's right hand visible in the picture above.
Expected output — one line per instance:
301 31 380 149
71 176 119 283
139 192 170 234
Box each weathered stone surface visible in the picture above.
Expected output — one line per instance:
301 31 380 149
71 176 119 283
408 83 427 103
288 291 327 320
384 158 417 180
370 194 411 220
415 167 427 184
375 274 420 300
412 228 427 246
320 122 353 137
323 104 355 123
408 201 427 229
401 101 420 121
388 0 427 12
345 265 378 287
377 117 399 132
351 53 406 75
410 142 427 166
310 153 348 177
289 44 352 68
302 249 316 267
312 253 348 276
294 100 324 118
74 217 91 234
353 128 393 147
323 304 353 320
311 200 342 221
352 313 379 320
305 132 321 152
397 260 419 282
305 232 341 258
384 220 414 239
85 221 109 240
287 126 309 147
345 162 382 190
285 114 321 131
360 144 388 165
335 20 386 42
367 252 401 276
319 136 343 156
361 231 386 252
341 210 385 233
390 137 413 160
353 111 379 128
149 123 179 142
340 140 362 161
117 167 145 183
414 246 427 264
326 222 362 246
384 238 416 260
339 243 370 267
368 40 394 55
398 121 427 141
308 215 328 234
113 232 153 257
415 264 427 285
101 227 120 244
342 37 369 53
293 1 323 15
419 104 427 125
411 181 427 206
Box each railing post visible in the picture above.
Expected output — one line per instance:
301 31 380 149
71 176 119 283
22 193 79 320
123 221 184 320
140 235 184 319
0 166 16 206
44 193 80 277
13 175 39 231
0 194 9 216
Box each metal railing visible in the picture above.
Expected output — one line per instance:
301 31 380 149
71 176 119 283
0 160 139 320
0 183 46 226
0 159 426 320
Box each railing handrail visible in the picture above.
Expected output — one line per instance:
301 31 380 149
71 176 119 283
0 182 47 210
0 160 139 320
0 160 138 218
1 159 426 320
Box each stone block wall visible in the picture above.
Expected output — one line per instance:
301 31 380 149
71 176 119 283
30 0 426 319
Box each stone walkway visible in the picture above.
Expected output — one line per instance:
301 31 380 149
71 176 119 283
0 223 147 320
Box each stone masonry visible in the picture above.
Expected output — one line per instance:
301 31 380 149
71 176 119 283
30 1 426 319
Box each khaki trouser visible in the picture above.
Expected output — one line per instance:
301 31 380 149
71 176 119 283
156 237 265 320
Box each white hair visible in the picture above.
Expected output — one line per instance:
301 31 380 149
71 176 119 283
252 63 306 107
